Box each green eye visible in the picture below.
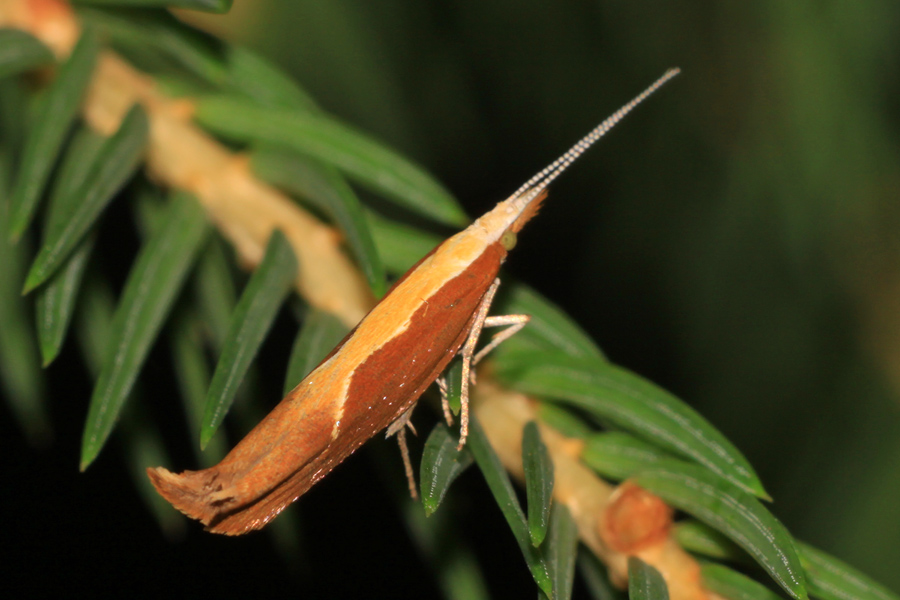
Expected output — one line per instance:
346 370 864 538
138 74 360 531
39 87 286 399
501 230 517 250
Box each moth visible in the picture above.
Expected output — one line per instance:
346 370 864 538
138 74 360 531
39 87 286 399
148 68 679 535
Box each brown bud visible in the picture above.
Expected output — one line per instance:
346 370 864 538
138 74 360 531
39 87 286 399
599 481 673 553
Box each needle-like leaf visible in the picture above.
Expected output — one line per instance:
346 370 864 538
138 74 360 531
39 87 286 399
581 430 671 481
78 7 227 84
283 307 349 396
536 402 593 440
494 350 769 499
0 153 47 442
467 416 552 596
36 240 93 365
252 146 386 297
191 236 238 351
200 229 297 448
628 557 670 600
419 423 473 516
196 95 468 226
169 310 226 466
80 193 209 470
0 29 54 79
674 519 749 563
701 564 785 600
75 277 184 537
225 46 317 110
797 541 899 600
73 0 234 13
497 283 605 361
522 421 554 547
633 461 807 600
578 548 626 600
24 104 149 292
8 28 98 240
540 504 578 600
35 127 106 365
365 208 442 273
578 546 625 600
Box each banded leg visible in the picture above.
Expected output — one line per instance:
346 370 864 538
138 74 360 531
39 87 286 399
386 404 419 499
437 377 453 429
453 278 530 449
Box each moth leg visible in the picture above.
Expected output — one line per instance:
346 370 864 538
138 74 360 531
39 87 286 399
386 404 419 499
436 376 454 426
456 280 498 449
469 313 530 385
456 279 529 449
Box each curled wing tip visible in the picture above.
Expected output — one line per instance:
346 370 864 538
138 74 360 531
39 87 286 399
146 465 220 527
147 464 271 536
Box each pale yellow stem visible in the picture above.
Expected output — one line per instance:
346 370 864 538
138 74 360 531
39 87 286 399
474 377 709 600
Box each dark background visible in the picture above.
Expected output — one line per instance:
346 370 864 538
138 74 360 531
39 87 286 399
6 1 900 597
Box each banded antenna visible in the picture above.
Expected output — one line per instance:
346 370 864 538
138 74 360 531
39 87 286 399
512 67 680 204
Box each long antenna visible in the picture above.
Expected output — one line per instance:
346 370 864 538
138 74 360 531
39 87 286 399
512 68 680 203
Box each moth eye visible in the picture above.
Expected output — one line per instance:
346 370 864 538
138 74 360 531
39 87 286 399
501 230 517 251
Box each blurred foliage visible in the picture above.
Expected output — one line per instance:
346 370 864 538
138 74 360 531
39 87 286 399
186 0 900 587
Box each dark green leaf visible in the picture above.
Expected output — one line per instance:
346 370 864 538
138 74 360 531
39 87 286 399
80 193 209 470
701 564 785 600
78 7 227 84
25 104 149 292
797 541 898 600
74 276 183 537
581 431 670 481
497 283 605 361
400 492 490 600
633 462 807 600
74 0 233 14
419 423 474 516
443 358 464 415
674 519 749 562
542 504 578 600
0 78 28 151
8 28 99 239
200 229 297 448
252 146 386 296
467 416 552 596
0 29 54 79
44 127 107 234
283 307 349 395
494 350 769 499
154 72 211 99
226 46 317 110
74 275 115 370
191 235 238 351
0 155 47 442
131 184 170 235
36 239 93 365
365 208 441 273
578 548 625 600
628 557 669 600
169 311 226 466
190 236 265 434
36 127 106 364
535 402 593 440
523 421 554 547
120 407 185 538
195 95 468 226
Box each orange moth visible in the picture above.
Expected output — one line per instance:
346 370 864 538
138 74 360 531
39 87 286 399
148 68 680 535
